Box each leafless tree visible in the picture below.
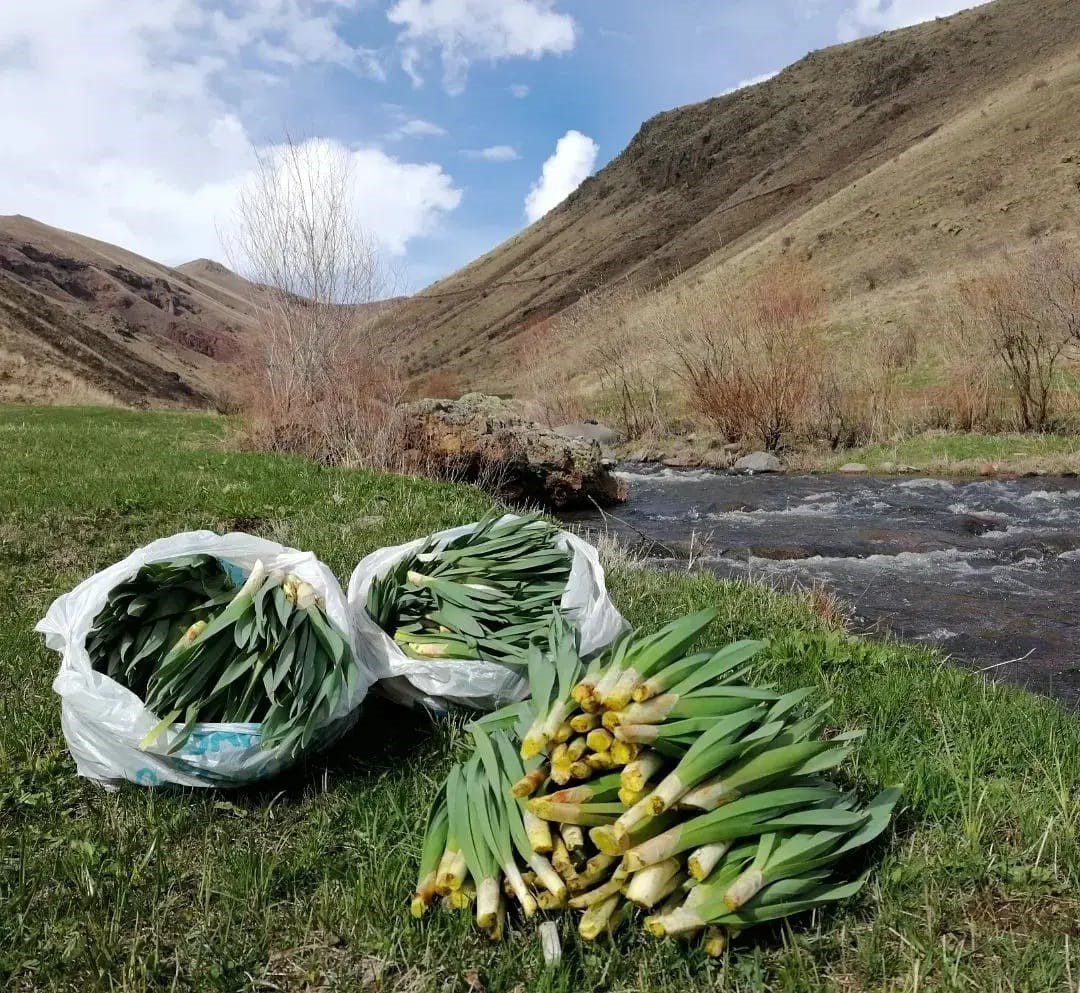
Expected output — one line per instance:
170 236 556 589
224 135 406 465
957 239 1080 431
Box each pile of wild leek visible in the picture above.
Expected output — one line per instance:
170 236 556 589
411 611 899 953
367 511 572 663
87 555 356 756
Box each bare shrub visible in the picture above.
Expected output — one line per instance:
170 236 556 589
961 170 1002 207
953 239 1079 430
515 280 670 438
589 289 670 440
224 135 403 467
414 369 463 400
514 317 588 427
933 299 1006 431
665 264 827 450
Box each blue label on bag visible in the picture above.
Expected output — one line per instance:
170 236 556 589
220 559 248 587
180 728 262 757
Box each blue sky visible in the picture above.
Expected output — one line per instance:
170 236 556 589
0 1 987 290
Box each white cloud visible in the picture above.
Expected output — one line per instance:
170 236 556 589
720 70 779 96
0 2 461 265
387 118 447 140
278 141 461 255
509 83 531 98
524 130 598 223
837 1 992 41
387 0 576 94
464 145 520 162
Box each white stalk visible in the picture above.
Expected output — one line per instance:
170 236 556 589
541 699 574 739
645 772 688 815
435 846 466 892
571 672 601 711
688 841 731 881
653 872 685 911
644 904 708 937
703 927 730 956
523 809 553 853
591 661 626 704
623 825 681 871
529 853 567 898
681 778 740 811
618 786 645 807
625 858 680 908
503 861 537 917
619 694 678 726
567 865 628 909
602 666 645 709
589 824 623 856
570 853 618 892
620 750 665 793
724 868 765 910
561 824 585 852
586 751 617 771
475 876 501 930
294 580 317 609
570 712 601 733
520 724 549 760
614 724 659 745
237 560 268 598
612 787 668 845
578 893 622 940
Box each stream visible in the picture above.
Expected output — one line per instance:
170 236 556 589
562 466 1080 707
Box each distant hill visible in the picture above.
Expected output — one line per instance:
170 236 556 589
382 0 1080 387
0 216 261 406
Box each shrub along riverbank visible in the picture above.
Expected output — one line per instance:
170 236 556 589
0 406 1077 992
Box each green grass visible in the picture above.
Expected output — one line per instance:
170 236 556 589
1 406 1077 993
815 431 1080 475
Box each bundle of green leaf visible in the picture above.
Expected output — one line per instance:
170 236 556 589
87 556 356 757
367 511 573 664
409 613 900 955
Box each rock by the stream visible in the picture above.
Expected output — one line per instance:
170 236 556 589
838 462 869 474
733 451 784 474
402 394 628 510
662 451 703 469
552 421 621 452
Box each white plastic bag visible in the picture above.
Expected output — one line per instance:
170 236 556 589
38 531 374 789
347 516 628 711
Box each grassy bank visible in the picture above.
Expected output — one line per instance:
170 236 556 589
1 406 1077 993
616 429 1079 476
809 431 1080 476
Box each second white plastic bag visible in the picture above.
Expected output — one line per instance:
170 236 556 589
347 516 627 711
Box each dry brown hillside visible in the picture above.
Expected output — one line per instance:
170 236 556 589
0 217 260 406
385 0 1080 387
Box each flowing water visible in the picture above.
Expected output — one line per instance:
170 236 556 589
562 467 1080 706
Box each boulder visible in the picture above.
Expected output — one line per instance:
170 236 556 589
553 423 619 462
838 462 869 474
733 451 784 474
553 421 621 453
402 394 628 510
662 448 703 469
